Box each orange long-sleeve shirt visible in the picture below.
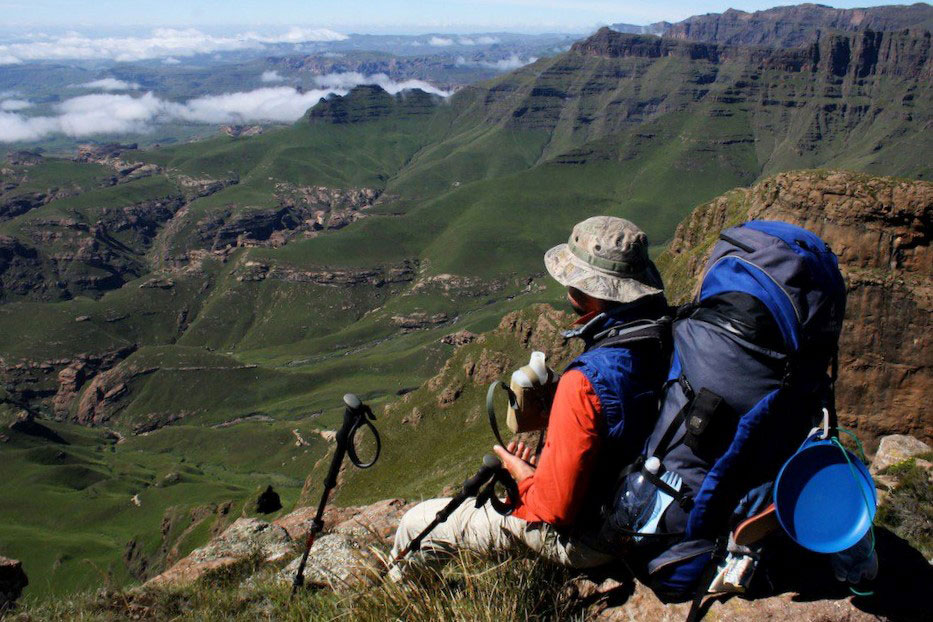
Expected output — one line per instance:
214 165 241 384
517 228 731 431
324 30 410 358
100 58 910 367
512 369 602 526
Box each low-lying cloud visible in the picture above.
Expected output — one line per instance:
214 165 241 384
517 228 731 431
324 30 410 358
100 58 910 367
458 36 500 45
0 72 452 142
77 78 141 91
428 36 454 47
456 54 538 71
0 99 31 112
0 27 349 64
260 70 285 83
312 72 451 97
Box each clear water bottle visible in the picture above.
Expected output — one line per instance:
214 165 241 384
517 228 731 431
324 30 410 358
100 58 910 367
830 531 878 583
612 456 661 533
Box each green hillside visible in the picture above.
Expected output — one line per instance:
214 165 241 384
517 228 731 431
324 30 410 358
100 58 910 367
1 26 930 601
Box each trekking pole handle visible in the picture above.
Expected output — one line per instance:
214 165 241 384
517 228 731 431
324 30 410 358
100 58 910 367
387 455 502 570
343 393 381 469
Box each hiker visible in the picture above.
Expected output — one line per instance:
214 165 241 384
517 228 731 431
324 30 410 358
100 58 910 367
390 216 669 577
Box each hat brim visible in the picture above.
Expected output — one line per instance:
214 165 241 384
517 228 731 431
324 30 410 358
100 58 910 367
544 243 663 304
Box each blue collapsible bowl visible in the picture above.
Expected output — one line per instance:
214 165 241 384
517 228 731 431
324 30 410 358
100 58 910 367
774 435 876 553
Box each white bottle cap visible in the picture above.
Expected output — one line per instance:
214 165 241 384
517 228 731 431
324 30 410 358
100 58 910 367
511 368 533 389
528 351 547 383
645 456 661 474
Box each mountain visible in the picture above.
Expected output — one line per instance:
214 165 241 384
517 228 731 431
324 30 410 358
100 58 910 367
0 20 930 600
664 3 933 47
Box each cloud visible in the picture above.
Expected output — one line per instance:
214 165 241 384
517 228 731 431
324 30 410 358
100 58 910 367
261 27 348 44
260 70 285 83
162 57 181 65
428 36 453 46
312 72 452 97
0 27 349 64
456 54 538 71
0 111 59 142
170 87 337 124
457 36 500 45
0 99 31 111
0 72 452 142
77 78 141 91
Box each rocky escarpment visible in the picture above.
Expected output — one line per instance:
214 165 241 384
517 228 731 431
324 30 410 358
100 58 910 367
573 26 933 81
232 259 415 286
658 170 931 447
473 25 930 176
0 345 137 419
664 3 933 48
187 184 381 255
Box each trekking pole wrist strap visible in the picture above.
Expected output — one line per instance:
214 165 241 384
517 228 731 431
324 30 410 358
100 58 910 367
486 381 515 448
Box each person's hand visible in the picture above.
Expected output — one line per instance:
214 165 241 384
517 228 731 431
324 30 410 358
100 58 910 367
493 440 537 483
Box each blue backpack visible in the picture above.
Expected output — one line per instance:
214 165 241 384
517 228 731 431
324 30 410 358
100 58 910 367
608 221 847 599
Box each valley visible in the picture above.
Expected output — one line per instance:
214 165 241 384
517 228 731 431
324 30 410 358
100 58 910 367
0 7 931 604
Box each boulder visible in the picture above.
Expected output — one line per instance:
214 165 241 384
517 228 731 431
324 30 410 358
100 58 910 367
0 556 27 611
278 533 374 591
274 498 413 592
274 498 411 543
146 518 291 587
871 435 932 474
256 485 282 514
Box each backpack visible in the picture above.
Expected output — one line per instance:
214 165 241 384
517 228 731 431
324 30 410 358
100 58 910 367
601 220 847 600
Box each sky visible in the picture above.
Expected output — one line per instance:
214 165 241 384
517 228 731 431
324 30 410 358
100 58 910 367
0 1 910 33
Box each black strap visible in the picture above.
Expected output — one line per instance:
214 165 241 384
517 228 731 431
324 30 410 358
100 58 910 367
685 538 728 622
719 232 755 254
653 401 687 460
486 381 515 448
590 317 671 352
827 348 839 433
642 465 693 510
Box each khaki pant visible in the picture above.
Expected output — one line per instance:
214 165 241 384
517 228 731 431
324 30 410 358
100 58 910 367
389 498 614 580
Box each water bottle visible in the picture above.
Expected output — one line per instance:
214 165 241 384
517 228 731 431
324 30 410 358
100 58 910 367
830 531 878 583
612 456 661 533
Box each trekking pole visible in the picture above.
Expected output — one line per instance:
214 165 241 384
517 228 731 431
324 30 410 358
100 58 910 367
385 454 517 574
291 393 380 597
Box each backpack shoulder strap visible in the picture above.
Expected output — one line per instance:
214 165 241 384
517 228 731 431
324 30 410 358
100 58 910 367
590 316 672 351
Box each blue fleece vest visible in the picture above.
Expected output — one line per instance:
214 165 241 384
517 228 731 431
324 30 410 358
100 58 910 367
564 308 667 461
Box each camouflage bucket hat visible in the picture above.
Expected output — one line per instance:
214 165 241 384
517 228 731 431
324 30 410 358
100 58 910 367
544 216 663 303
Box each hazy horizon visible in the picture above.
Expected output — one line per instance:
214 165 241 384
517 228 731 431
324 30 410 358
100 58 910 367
0 1 915 33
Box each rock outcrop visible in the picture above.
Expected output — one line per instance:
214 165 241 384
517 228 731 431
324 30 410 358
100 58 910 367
189 184 381 253
148 498 412 591
0 556 28 612
871 435 932 475
306 85 443 125
658 170 932 447
146 518 291 587
664 4 933 48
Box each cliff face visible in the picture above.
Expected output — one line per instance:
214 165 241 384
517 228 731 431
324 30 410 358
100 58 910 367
481 27 930 179
305 85 443 125
659 170 932 447
664 3 933 48
573 26 933 82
